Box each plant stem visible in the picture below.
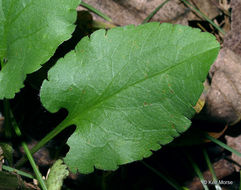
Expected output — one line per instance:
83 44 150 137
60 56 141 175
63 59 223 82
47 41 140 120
141 161 187 190
185 152 209 190
142 0 170 24
80 1 112 22
180 0 225 35
21 142 47 190
202 148 221 190
16 122 67 168
205 134 241 157
3 99 12 138
2 165 34 179
11 112 47 190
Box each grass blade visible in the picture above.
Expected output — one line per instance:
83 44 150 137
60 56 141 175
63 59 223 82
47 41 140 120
11 111 47 190
2 165 34 179
185 152 209 190
142 0 171 24
205 134 241 157
180 0 225 35
141 161 187 190
203 148 222 190
80 1 112 22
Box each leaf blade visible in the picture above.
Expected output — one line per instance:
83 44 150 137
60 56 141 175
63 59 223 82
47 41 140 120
40 23 219 173
0 0 80 99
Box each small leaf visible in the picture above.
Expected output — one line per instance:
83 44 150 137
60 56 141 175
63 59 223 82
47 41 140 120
46 159 69 190
40 23 220 173
0 0 80 99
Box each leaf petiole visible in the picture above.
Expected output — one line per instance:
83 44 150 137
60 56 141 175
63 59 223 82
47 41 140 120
16 121 69 168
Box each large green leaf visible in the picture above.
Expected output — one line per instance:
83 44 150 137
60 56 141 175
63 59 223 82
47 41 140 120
0 0 79 99
40 23 220 173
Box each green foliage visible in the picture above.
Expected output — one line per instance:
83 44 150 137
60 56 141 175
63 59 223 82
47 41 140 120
0 0 79 99
0 143 13 165
46 160 69 190
40 23 219 173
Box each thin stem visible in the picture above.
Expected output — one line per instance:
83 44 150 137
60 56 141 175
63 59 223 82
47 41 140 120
202 148 222 190
2 165 34 179
3 99 12 138
205 134 241 157
142 0 170 24
141 161 186 190
11 112 47 190
180 0 225 35
16 122 67 168
21 142 47 190
185 152 209 190
80 1 112 22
